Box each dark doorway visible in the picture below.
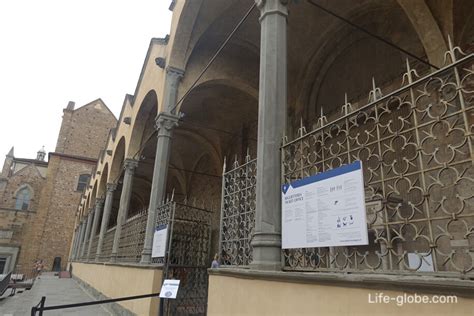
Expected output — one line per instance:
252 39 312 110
52 257 61 272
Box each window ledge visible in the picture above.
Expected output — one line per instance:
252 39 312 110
208 268 474 298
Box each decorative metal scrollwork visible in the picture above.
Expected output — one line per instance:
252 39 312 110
220 154 257 266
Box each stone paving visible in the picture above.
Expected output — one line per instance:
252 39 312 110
0 274 112 316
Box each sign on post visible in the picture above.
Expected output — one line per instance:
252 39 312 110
282 161 368 249
152 225 168 258
160 279 180 299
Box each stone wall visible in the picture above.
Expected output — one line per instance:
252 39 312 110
0 162 47 274
0 163 46 211
55 99 117 159
1 99 117 274
29 155 97 272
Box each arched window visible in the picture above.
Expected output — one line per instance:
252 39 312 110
76 174 91 192
15 187 31 210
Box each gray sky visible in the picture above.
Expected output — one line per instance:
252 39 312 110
0 0 172 160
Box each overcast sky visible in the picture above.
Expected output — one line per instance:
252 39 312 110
0 0 172 160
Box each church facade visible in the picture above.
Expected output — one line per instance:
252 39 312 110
63 0 474 315
0 99 116 275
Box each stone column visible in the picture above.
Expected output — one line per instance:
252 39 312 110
76 221 86 259
110 159 139 262
72 226 81 260
140 66 183 264
70 227 78 260
96 183 116 261
251 0 288 270
87 198 104 259
81 211 94 258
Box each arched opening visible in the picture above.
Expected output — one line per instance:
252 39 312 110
289 1 428 131
95 163 109 236
169 80 258 258
15 185 32 211
108 137 126 229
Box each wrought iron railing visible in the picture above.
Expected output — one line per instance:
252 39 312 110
89 236 99 260
281 45 474 278
219 154 257 266
153 198 212 315
116 209 148 263
98 227 116 261
153 199 213 265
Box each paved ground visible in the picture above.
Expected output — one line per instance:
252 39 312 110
0 274 112 316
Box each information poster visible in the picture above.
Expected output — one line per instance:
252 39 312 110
282 161 368 249
152 224 168 258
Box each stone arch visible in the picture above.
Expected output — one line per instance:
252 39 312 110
13 183 34 200
397 0 447 67
89 183 97 210
167 172 187 200
174 129 222 171
168 0 255 71
14 184 34 210
85 195 90 215
128 90 158 157
458 6 474 48
98 163 109 199
177 78 258 114
177 79 259 165
109 137 126 183
179 39 260 102
186 153 219 199
294 1 428 126
167 0 205 69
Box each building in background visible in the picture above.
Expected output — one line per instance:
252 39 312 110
0 99 116 275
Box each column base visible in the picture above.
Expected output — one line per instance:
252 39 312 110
140 248 152 264
109 254 117 263
250 232 282 271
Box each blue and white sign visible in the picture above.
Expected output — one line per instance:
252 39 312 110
282 161 368 249
152 224 168 258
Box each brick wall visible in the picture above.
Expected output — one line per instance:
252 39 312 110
25 155 96 272
55 99 117 159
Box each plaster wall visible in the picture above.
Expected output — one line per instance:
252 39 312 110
72 262 162 316
208 274 474 316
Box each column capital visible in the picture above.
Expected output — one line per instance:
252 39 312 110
155 111 181 133
166 66 185 79
106 183 117 192
95 198 105 208
123 159 139 171
255 0 288 19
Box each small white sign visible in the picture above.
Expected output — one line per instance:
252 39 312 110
152 225 168 258
282 161 368 249
408 253 434 272
160 279 180 299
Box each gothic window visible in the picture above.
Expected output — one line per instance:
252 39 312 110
76 174 90 192
15 187 31 210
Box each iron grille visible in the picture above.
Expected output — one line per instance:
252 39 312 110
281 46 474 278
116 209 148 263
98 227 116 261
219 154 257 266
89 236 99 260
